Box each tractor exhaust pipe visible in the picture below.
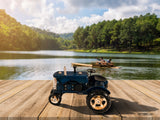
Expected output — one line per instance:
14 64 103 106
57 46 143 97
73 66 76 73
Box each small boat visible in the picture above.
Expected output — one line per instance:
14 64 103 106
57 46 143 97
92 62 120 69
72 63 120 69
92 62 114 67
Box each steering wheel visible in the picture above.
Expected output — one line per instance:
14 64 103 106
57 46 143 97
87 69 96 73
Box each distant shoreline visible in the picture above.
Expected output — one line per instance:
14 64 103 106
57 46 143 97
70 49 160 54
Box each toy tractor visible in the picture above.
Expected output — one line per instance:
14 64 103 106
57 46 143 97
49 66 111 114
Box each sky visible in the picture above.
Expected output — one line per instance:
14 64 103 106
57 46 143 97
0 0 160 33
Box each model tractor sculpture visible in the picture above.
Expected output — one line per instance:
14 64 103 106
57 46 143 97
49 65 111 114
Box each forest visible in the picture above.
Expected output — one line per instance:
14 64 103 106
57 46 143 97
1 9 160 52
0 10 61 51
74 13 160 52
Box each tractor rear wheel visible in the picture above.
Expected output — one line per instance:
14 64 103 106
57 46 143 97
86 90 111 114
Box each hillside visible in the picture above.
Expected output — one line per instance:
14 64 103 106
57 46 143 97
59 33 73 40
32 27 60 38
0 9 61 50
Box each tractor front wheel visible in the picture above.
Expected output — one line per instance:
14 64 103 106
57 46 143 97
49 93 62 105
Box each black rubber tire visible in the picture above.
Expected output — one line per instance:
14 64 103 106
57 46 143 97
86 90 111 114
49 93 62 105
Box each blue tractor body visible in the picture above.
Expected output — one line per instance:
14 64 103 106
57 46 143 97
49 67 111 114
53 71 109 94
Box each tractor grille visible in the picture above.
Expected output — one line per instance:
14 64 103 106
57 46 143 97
63 84 82 92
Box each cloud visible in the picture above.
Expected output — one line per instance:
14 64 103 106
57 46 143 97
79 15 103 26
51 0 160 33
0 1 11 9
54 17 78 33
62 0 138 8
11 0 52 18
59 0 139 13
0 0 79 33
103 1 160 21
103 5 147 20
27 16 79 33
59 0 160 16
0 0 160 33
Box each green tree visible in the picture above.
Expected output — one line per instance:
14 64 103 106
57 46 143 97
73 13 160 52
156 18 160 36
73 27 84 48
136 13 158 51
110 21 121 50
119 18 136 52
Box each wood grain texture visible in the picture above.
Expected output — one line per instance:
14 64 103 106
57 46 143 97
0 80 36 104
0 80 27 95
0 80 160 120
109 80 160 120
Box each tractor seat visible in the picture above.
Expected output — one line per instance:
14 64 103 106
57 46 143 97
90 75 107 82
88 75 107 87
93 75 107 82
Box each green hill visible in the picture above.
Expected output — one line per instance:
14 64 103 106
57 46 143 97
0 9 61 51
59 33 73 40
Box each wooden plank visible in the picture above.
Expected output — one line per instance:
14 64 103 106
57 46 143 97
15 81 52 119
38 102 63 120
0 81 43 114
146 80 160 88
0 80 36 104
0 80 52 120
0 80 27 95
39 93 74 120
40 91 121 120
40 90 120 120
123 80 160 104
90 106 121 120
70 94 90 120
0 81 40 119
0 80 160 120
109 80 160 120
57 93 73 120
131 80 160 95
0 80 17 92
109 80 138 119
0 80 15 87
56 93 74 120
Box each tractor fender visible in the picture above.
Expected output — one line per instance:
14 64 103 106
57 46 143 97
86 87 110 95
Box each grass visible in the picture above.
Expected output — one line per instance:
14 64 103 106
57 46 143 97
70 49 160 54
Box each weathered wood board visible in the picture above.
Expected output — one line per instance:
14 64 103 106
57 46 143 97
0 80 159 120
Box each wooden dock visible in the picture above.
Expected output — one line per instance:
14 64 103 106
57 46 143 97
0 80 160 120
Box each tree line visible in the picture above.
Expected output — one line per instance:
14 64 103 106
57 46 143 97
0 10 61 51
73 13 160 52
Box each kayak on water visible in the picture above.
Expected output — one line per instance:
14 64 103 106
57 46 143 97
72 63 120 69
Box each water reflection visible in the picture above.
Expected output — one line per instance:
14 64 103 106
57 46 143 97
1 50 160 59
0 50 159 80
0 66 24 79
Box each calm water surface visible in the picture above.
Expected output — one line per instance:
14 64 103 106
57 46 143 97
0 50 160 80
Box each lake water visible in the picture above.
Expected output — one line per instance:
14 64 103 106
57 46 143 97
0 50 160 80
